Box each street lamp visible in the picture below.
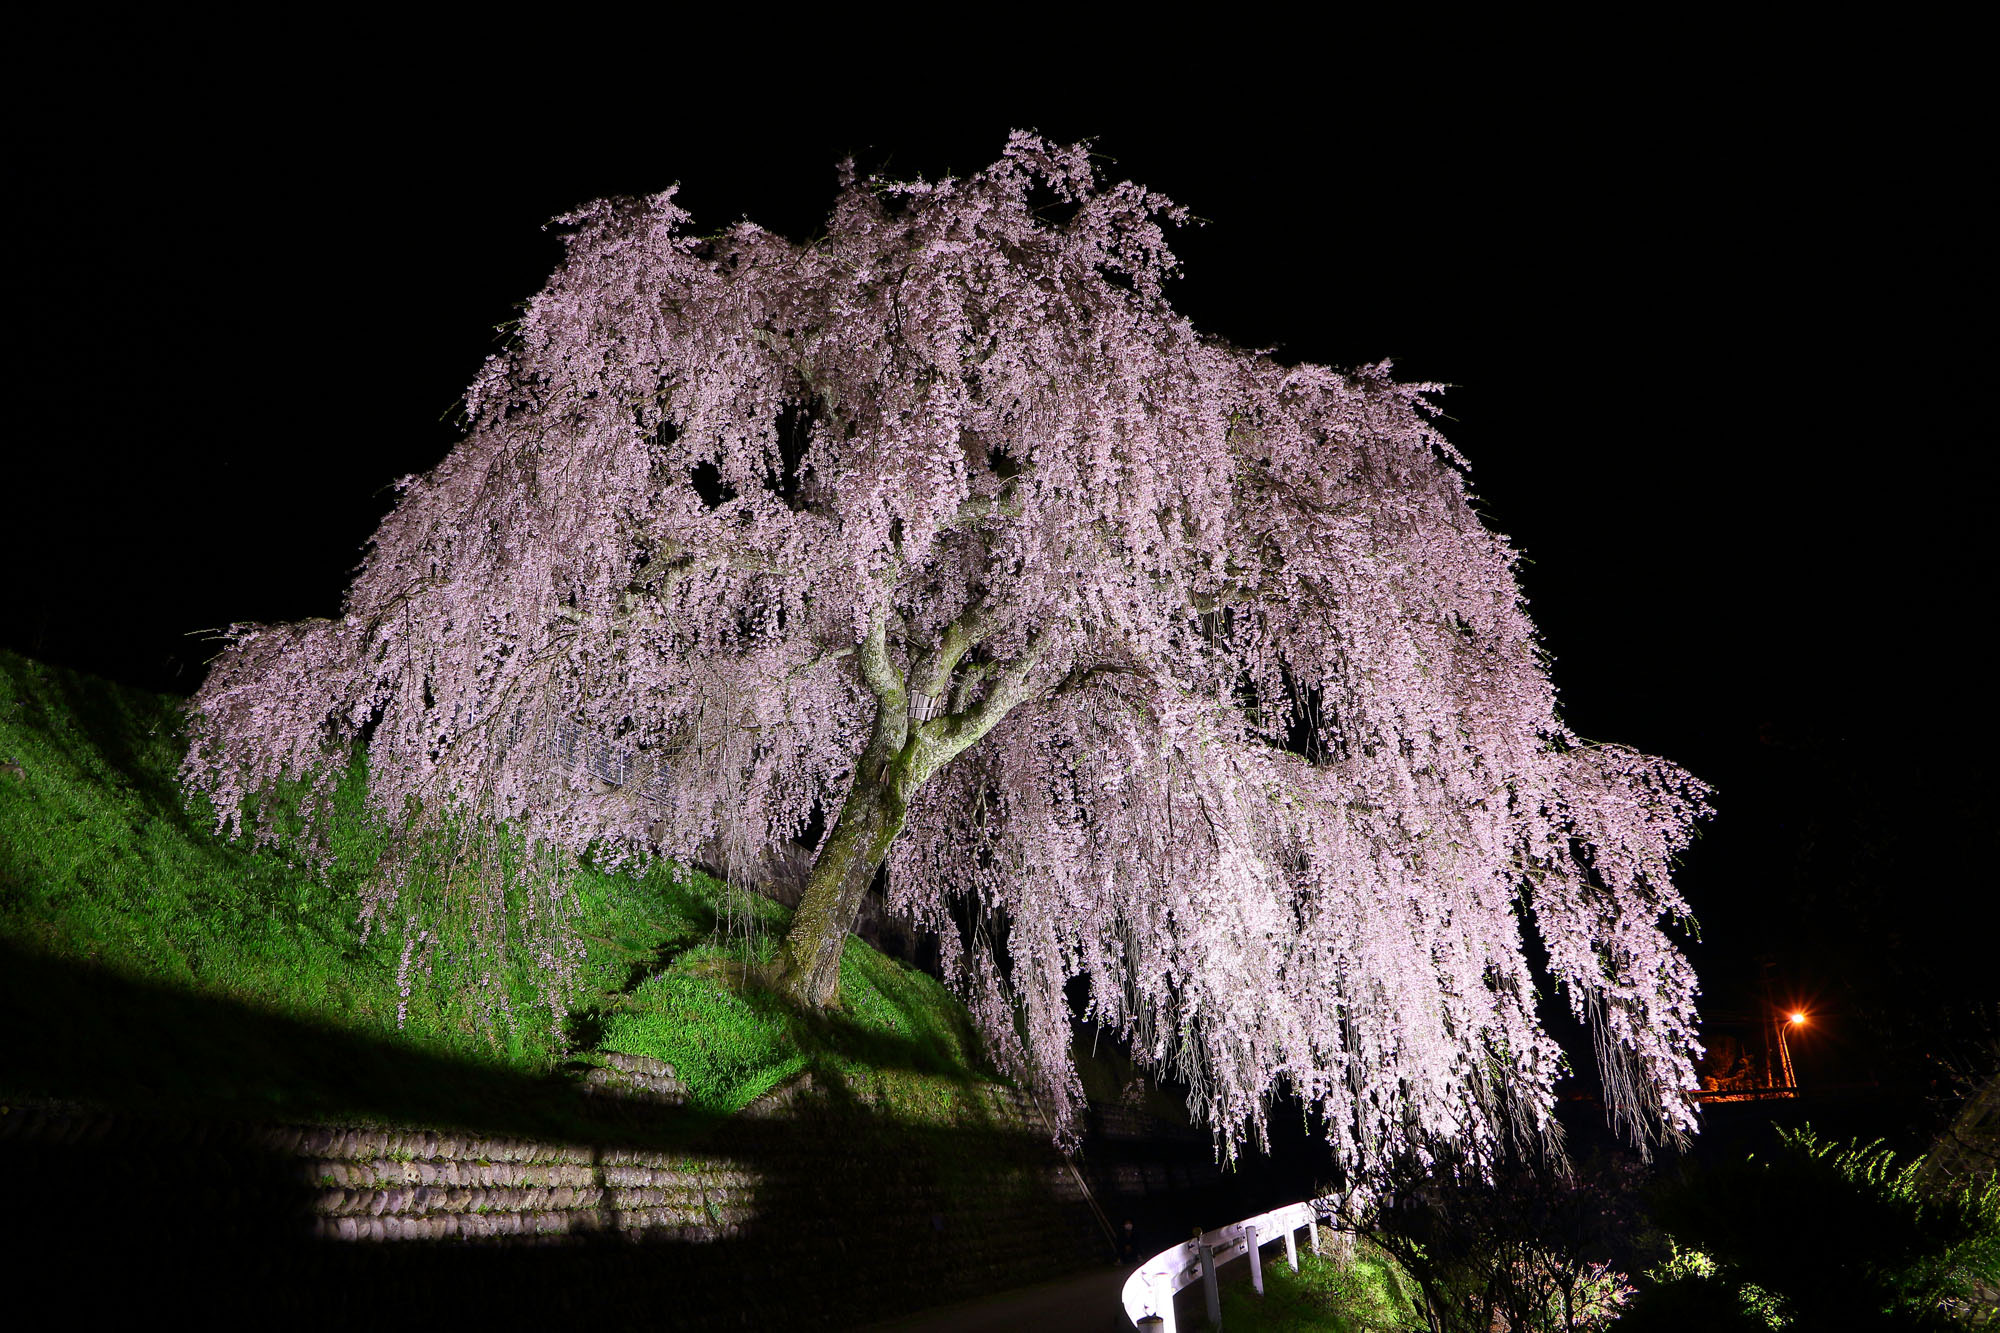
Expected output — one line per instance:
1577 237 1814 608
1776 1010 1806 1091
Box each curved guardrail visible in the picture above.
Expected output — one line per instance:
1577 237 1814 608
1119 1199 1322 1331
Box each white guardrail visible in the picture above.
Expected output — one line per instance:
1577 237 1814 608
1120 1200 1324 1331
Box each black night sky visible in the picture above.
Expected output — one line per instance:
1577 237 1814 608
10 59 1988 1126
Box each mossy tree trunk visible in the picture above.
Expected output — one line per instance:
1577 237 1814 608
772 608 1046 1008
772 766 909 1008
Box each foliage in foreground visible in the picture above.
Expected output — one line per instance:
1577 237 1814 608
1329 1145 1642 1333
1626 1126 2000 1331
1320 1121 1999 1330
0 651 985 1122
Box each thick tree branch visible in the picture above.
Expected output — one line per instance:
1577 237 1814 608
626 538 783 603
786 644 857 681
916 630 1049 771
857 609 907 706
856 608 910 770
946 659 997 714
1049 660 1148 698
907 596 1001 723
1189 582 1257 614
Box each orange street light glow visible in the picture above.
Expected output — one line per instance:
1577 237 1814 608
1789 1011 1807 1025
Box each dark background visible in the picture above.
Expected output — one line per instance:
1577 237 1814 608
8 53 1988 1119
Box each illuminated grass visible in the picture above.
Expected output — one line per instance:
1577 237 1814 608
1215 1243 1424 1332
0 650 989 1123
603 944 809 1109
600 928 986 1115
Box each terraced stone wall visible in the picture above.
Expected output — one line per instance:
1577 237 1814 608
0 1058 1115 1326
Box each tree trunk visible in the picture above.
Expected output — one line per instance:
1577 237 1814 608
772 768 907 1007
767 608 1043 1007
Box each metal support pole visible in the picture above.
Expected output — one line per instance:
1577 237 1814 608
1284 1223 1298 1271
1200 1242 1221 1326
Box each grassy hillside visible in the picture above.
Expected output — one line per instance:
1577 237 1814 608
0 650 989 1126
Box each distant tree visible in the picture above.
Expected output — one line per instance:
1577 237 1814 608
184 134 1709 1164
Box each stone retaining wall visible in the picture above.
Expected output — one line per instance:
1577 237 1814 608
0 1057 1130 1326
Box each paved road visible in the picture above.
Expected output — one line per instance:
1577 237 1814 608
858 1247 1278 1331
857 1265 1137 1333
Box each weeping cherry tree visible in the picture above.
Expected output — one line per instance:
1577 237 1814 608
185 134 1710 1172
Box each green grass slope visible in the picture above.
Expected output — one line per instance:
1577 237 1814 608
0 650 990 1127
1216 1243 1423 1332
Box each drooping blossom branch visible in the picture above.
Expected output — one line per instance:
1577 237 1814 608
184 133 1710 1171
